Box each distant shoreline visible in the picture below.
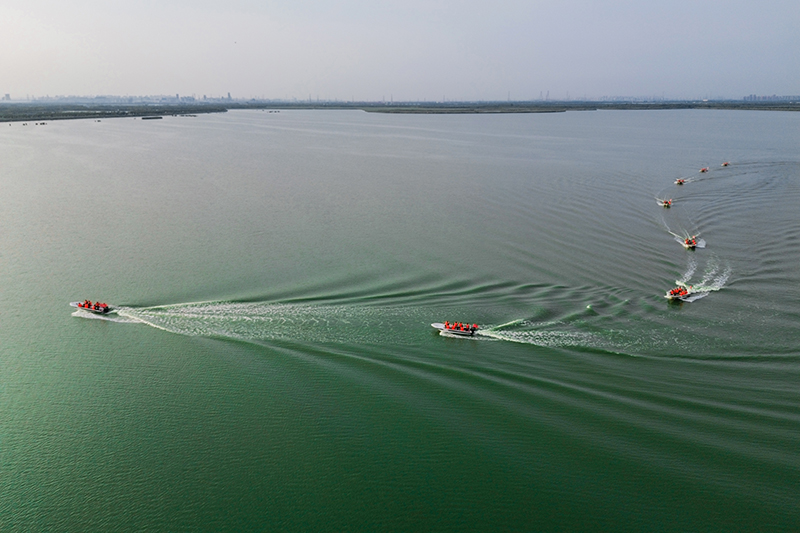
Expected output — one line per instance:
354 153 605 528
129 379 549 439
357 101 800 114
2 100 799 123
0 104 228 123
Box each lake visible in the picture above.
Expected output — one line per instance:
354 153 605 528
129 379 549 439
1 108 798 531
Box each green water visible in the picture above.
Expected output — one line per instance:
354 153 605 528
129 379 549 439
1 110 798 531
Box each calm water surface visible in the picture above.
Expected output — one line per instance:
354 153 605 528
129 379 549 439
1 109 798 531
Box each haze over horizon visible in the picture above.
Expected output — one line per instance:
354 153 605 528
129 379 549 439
2 0 798 102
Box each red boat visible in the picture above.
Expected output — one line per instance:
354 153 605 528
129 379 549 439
70 300 113 314
432 322 479 336
665 286 692 300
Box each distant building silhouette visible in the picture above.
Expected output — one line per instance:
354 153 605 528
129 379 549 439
744 94 800 101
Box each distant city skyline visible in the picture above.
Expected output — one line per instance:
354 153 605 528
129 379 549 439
2 0 798 102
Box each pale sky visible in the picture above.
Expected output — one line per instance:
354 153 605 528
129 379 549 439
1 0 798 101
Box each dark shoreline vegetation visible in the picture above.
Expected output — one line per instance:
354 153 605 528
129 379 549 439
0 103 228 123
2 100 799 122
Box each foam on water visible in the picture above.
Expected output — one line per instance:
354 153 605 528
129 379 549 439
675 254 732 302
112 301 462 346
678 256 699 285
80 299 603 350
477 327 597 347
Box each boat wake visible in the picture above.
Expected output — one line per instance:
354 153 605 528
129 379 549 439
471 316 600 348
659 214 706 249
477 324 597 347
73 299 602 350
675 255 732 302
112 301 439 345
69 293 751 358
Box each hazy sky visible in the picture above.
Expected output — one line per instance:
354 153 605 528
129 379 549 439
1 0 798 101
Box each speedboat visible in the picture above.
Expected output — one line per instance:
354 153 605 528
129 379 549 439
657 198 672 208
70 300 113 314
432 322 479 336
675 178 685 185
665 286 691 300
721 162 730 167
700 167 709 173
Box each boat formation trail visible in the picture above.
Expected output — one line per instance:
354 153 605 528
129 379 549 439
657 164 733 302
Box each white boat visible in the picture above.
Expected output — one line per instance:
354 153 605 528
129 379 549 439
432 322 478 336
70 301 114 314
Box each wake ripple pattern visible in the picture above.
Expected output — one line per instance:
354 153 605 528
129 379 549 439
79 300 603 350
115 302 427 345
477 320 598 347
677 255 732 302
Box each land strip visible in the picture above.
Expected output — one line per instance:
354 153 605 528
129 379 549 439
2 100 799 123
0 104 227 123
